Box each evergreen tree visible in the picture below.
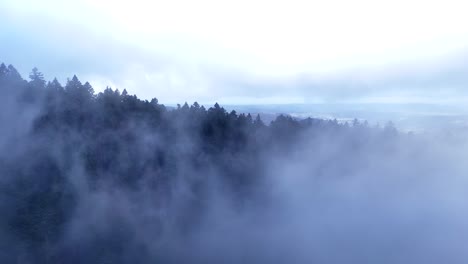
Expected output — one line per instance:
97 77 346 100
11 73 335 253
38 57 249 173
29 67 46 89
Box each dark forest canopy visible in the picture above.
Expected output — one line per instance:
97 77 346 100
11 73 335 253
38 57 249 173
0 64 407 263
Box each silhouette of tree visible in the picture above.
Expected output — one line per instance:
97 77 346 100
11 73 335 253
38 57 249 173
0 62 404 263
29 67 46 89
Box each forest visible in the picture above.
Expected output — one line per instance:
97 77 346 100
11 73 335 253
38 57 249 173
1 63 465 263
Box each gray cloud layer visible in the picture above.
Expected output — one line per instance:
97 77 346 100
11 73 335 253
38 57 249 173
2 9 468 104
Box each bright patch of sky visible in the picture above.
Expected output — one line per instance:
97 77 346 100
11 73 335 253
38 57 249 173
2 0 468 104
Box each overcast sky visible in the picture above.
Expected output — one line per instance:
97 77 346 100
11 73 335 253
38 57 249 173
1 0 468 104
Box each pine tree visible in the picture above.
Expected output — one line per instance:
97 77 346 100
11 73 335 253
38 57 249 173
29 67 46 89
254 114 265 127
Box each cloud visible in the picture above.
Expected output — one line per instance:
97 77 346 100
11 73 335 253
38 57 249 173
2 1 468 104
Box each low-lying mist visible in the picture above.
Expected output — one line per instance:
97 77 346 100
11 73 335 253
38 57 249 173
1 64 468 263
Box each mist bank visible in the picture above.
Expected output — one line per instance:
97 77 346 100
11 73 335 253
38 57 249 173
1 63 467 263
221 103 468 135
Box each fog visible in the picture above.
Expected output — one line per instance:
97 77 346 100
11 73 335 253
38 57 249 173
173 131 468 263
1 64 468 263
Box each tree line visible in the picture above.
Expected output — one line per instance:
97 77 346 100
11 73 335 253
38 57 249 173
0 63 400 263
